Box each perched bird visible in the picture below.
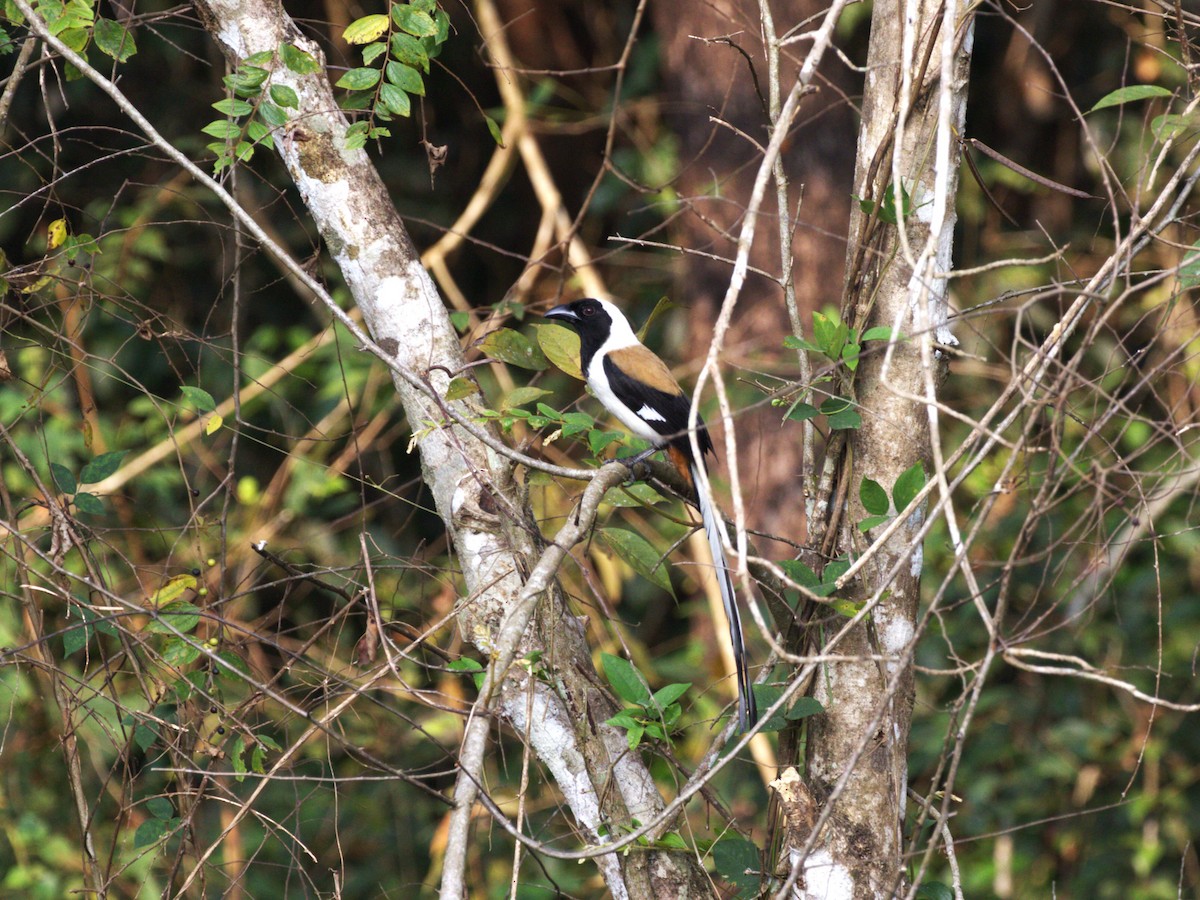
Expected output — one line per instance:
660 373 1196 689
543 297 757 731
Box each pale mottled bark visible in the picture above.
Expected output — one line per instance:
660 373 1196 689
796 0 974 896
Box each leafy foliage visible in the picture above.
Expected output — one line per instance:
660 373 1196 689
339 0 451 149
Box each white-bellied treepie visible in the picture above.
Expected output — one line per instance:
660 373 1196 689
543 297 757 731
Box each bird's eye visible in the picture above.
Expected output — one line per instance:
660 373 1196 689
580 303 595 317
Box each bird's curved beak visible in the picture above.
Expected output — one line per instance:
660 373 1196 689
543 304 579 323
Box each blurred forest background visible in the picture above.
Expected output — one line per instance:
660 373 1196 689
2 0 1199 896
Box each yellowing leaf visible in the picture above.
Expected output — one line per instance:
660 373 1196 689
204 414 223 436
501 386 552 410
445 376 479 401
534 324 582 379
148 574 197 608
343 14 389 45
47 218 68 250
635 296 674 342
478 328 547 370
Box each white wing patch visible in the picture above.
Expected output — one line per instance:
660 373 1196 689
637 404 667 423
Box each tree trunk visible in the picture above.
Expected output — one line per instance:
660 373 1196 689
792 0 974 895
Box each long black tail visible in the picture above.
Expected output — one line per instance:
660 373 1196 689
691 461 757 732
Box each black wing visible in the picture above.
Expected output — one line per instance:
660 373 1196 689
602 355 714 460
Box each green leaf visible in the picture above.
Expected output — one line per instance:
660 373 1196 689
599 527 674 596
80 604 117 636
779 559 820 590
858 514 890 533
214 650 251 679
134 817 169 849
333 66 379 90
93 18 136 61
786 696 824 720
79 450 126 484
361 41 387 65
211 98 253 117
502 386 552 410
431 9 450 43
712 838 761 894
556 410 594 436
625 723 645 749
391 4 437 37
181 386 216 413
230 734 247 780
246 120 271 143
448 658 484 690
378 81 411 117
892 461 926 514
914 882 955 900
534 323 582 378
784 401 820 423
224 65 269 96
389 33 429 72
1089 84 1172 113
861 325 903 342
258 101 287 127
280 42 320 74
73 492 105 514
588 430 625 455
820 396 861 430
50 462 76 495
750 683 787 731
343 13 389 45
444 377 479 401
161 636 202 669
605 710 641 731
385 60 424 95
823 557 851 583
882 182 912 224
782 334 822 353
602 653 651 705
344 121 369 149
148 575 197 608
251 743 267 773
133 723 157 751
656 832 689 851
63 622 91 657
257 733 282 752
860 477 889 516
1151 113 1196 141
145 797 174 819
650 682 690 710
202 120 241 140
811 310 837 354
244 50 274 66
478 327 548 370
634 295 674 342
484 115 504 146
143 602 201 635
1180 240 1200 289
841 341 860 370
173 670 206 702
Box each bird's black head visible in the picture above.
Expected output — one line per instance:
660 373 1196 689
543 298 614 370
